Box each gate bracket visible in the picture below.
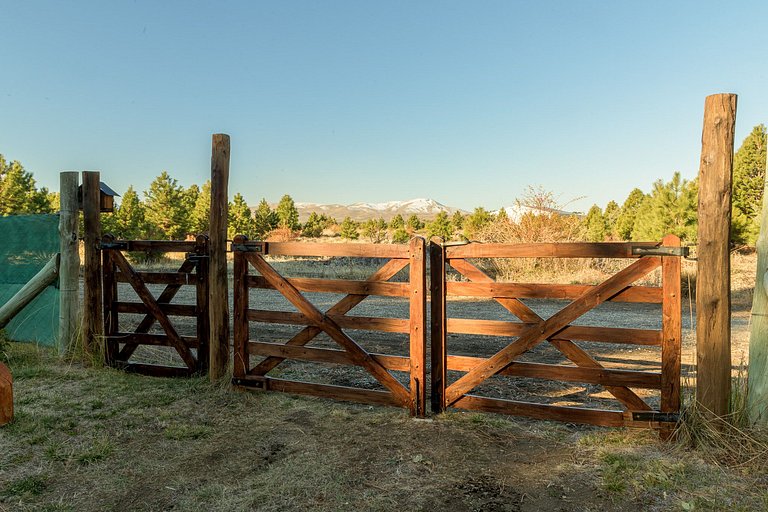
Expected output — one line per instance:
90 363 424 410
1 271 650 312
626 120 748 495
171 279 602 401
631 246 689 257
231 242 266 253
99 241 129 250
630 411 679 423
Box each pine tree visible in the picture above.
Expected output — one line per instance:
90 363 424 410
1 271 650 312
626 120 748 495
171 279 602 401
276 194 300 231
302 212 324 238
190 180 211 234
340 217 359 240
732 124 767 245
451 211 465 232
392 228 410 244
406 214 424 232
389 214 405 230
427 211 454 239
603 200 620 239
143 171 190 239
362 217 388 243
253 198 278 239
631 172 697 242
228 193 254 238
463 207 492 239
615 188 647 241
584 205 606 242
0 156 52 215
496 208 510 223
110 186 150 239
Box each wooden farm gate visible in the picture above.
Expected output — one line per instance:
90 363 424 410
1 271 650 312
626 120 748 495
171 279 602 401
101 235 210 377
231 236 427 416
430 235 683 429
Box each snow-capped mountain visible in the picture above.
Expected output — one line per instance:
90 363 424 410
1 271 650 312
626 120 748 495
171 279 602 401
492 204 583 222
292 198 463 222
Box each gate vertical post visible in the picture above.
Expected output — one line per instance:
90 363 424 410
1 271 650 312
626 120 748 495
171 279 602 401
696 93 737 418
429 240 447 414
661 234 682 438
82 171 103 357
232 236 250 380
195 235 210 374
101 235 118 365
408 237 427 416
209 134 230 381
58 171 80 357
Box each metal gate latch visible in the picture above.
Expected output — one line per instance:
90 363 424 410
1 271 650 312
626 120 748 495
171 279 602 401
631 246 689 257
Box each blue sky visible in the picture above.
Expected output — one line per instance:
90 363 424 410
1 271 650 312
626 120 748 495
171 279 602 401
1 1 766 212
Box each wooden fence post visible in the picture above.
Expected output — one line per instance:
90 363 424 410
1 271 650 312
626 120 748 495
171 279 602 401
429 240 447 414
209 134 230 380
59 171 80 356
408 236 427 417
0 362 12 426
748 176 768 424
82 171 103 357
696 93 737 418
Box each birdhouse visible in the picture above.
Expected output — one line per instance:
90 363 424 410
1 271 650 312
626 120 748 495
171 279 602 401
78 182 119 213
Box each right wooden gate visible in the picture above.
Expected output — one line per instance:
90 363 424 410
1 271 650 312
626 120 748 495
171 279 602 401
430 235 682 429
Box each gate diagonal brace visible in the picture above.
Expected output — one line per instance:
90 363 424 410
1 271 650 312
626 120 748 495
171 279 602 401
243 252 412 405
444 256 662 406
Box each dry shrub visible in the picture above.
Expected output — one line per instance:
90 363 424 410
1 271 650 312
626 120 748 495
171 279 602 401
266 227 299 242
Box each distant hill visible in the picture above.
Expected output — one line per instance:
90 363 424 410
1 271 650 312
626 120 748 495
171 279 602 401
287 198 466 222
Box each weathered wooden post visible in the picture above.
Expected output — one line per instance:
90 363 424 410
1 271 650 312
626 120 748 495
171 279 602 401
59 171 80 356
0 362 12 426
209 134 230 380
747 176 768 424
408 236 427 417
696 93 737 418
82 171 103 357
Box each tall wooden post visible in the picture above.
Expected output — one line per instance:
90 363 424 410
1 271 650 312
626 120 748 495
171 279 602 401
429 240 447 414
747 176 768 424
408 237 427 417
82 171 103 357
696 93 737 418
58 172 80 356
209 134 230 380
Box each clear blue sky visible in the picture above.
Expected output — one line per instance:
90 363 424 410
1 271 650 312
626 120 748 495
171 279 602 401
1 1 766 212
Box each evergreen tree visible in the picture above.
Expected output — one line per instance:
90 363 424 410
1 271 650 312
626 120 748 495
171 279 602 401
406 214 424 232
615 188 647 241
110 186 150 239
276 194 300 230
228 193 254 238
340 217 359 240
496 208 510 223
0 156 52 214
190 180 211 234
143 171 190 239
451 211 465 232
603 200 620 239
631 172 697 242
391 228 410 244
362 217 388 243
389 214 405 230
253 198 278 239
732 124 767 245
584 205 606 242
463 207 493 239
302 212 324 238
427 211 454 239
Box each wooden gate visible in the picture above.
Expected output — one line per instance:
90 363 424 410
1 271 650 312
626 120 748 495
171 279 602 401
101 235 210 376
430 235 682 429
231 236 427 416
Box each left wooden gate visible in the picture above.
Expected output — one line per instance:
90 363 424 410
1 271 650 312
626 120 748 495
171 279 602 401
101 235 210 377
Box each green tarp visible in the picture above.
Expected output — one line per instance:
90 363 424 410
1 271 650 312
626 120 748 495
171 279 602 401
0 214 60 345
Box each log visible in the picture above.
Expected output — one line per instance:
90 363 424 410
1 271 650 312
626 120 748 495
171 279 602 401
0 362 12 426
209 134 230 380
696 93 737 418
748 176 768 424
58 171 80 356
0 254 60 328
82 171 103 355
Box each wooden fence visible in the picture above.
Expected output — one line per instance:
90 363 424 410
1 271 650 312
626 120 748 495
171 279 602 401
101 235 210 376
231 236 427 416
430 235 682 429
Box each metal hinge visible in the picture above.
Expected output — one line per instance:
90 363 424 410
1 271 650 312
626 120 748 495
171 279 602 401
99 241 129 250
631 246 690 258
631 411 679 423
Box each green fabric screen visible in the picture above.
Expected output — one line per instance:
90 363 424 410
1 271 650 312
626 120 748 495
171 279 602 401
0 214 60 346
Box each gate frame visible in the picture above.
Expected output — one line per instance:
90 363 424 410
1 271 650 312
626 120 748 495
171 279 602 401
101 235 210 377
430 235 682 429
231 236 427 416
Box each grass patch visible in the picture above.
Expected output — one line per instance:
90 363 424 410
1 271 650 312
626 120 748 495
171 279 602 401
1 475 48 498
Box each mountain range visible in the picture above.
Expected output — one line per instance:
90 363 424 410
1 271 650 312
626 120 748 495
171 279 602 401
290 198 465 222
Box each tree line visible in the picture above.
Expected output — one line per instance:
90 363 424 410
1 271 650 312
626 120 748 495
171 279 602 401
0 124 764 245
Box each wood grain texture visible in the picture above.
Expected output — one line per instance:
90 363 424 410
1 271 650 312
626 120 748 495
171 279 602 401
446 242 658 259
661 235 682 416
247 342 410 371
209 134 230 380
446 282 662 303
408 237 427 416
58 171 80 356
429 241 447 413
748 177 768 424
0 362 12 426
82 171 103 355
696 93 737 417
